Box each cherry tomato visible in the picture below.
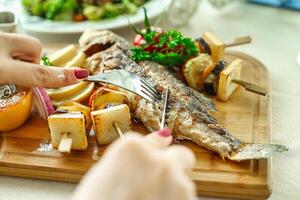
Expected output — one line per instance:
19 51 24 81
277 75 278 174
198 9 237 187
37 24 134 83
133 34 145 46
132 27 164 47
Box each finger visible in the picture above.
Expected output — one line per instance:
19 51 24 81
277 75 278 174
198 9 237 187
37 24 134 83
144 128 173 148
2 60 88 88
5 33 42 60
163 145 196 172
12 53 40 64
172 172 197 200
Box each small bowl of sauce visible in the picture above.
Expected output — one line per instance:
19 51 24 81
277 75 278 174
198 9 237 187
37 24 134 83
0 11 18 33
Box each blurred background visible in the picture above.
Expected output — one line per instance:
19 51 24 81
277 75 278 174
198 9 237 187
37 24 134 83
0 0 300 43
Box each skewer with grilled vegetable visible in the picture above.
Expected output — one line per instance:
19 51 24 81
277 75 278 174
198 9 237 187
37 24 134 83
48 101 91 153
217 59 267 101
182 53 213 91
88 87 131 111
91 104 132 145
57 101 92 133
48 111 88 153
196 32 252 63
204 61 226 95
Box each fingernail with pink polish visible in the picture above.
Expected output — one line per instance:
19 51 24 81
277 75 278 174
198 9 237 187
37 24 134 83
157 128 171 137
75 69 89 79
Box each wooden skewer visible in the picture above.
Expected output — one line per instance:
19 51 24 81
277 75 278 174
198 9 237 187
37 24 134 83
58 132 72 153
160 88 169 130
225 36 252 48
232 79 267 96
113 122 124 140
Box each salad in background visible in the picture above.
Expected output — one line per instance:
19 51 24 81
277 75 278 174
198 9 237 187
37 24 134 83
21 0 150 21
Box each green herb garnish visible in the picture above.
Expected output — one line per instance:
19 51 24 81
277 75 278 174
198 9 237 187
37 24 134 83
130 8 198 67
41 56 53 66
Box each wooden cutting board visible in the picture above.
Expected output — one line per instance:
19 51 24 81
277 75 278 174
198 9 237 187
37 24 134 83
0 51 271 200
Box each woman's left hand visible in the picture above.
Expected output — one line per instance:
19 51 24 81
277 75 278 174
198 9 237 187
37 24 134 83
0 32 88 88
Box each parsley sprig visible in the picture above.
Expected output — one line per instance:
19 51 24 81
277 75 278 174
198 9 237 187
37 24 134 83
130 8 198 67
41 56 53 66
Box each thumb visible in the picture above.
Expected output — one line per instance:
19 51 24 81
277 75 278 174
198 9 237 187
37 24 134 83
144 128 173 149
3 60 88 88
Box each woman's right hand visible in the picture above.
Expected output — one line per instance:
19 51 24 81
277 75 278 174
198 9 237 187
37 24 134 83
72 128 197 200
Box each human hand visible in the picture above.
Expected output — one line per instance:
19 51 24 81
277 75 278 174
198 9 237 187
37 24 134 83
72 129 197 200
0 32 88 88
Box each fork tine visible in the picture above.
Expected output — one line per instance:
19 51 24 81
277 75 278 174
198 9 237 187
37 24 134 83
140 82 160 99
140 78 160 96
141 84 160 101
139 90 156 103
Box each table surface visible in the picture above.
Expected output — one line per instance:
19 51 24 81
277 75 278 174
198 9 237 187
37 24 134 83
1 1 300 200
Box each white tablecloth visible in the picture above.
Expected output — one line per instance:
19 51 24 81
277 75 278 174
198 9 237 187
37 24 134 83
0 1 300 200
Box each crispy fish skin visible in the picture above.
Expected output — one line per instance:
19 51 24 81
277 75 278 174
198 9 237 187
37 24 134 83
81 30 287 161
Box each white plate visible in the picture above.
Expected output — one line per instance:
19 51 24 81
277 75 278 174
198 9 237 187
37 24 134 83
17 0 171 34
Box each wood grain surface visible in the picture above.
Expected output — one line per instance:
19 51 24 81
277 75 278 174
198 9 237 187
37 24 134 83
0 51 271 200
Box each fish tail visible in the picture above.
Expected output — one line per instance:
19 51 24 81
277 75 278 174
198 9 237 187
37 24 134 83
229 143 288 161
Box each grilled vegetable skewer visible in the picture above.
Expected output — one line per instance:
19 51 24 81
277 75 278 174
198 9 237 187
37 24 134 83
204 61 226 95
91 104 131 145
196 32 252 63
48 102 91 153
217 59 267 101
182 54 213 91
183 55 268 101
48 111 88 153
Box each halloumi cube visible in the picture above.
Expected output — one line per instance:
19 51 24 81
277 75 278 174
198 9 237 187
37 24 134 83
91 104 131 145
57 101 92 133
48 112 88 150
217 59 242 101
203 32 225 63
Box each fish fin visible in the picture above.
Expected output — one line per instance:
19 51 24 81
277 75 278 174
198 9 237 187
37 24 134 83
229 143 288 161
190 89 217 112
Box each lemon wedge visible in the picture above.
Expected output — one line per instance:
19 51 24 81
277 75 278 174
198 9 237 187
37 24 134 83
46 81 89 99
52 82 95 107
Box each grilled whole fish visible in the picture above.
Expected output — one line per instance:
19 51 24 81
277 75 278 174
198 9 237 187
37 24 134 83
82 30 287 161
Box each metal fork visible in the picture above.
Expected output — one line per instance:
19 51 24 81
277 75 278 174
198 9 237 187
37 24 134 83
85 69 161 103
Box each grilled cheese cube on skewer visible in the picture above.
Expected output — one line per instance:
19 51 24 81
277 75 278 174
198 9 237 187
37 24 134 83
217 59 242 101
196 32 252 63
57 101 92 133
91 104 131 145
202 32 225 64
48 112 88 153
217 59 268 102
